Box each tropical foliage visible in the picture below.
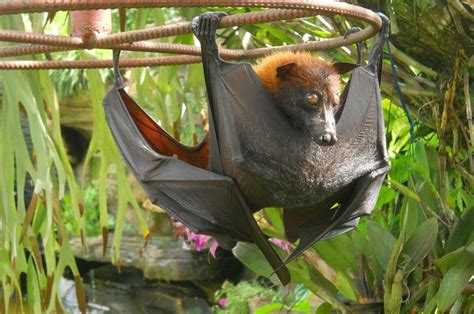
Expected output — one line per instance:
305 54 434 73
0 1 472 313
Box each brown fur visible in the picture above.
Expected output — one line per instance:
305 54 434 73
253 51 340 105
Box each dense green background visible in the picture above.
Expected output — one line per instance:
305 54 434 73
0 1 472 313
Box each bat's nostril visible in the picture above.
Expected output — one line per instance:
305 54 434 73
320 133 337 145
322 134 332 143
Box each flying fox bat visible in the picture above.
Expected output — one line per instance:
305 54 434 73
103 12 390 285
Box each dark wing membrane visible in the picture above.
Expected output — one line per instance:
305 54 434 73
118 89 209 169
104 85 290 284
282 165 389 267
104 87 247 239
336 67 379 142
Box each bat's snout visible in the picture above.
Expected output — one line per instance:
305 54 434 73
310 104 337 146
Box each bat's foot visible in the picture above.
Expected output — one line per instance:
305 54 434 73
191 12 227 49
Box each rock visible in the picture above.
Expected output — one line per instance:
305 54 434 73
70 235 241 282
62 266 212 314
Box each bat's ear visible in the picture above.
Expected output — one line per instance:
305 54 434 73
276 62 296 79
332 62 358 74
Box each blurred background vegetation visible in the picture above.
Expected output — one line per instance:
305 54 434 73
0 1 472 313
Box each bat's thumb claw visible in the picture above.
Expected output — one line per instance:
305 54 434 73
190 16 200 35
202 11 228 24
216 12 228 18
190 12 227 37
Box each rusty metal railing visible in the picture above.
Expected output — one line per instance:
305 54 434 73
0 1 383 69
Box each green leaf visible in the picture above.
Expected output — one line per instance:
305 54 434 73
291 259 342 306
449 294 466 314
0 249 22 305
352 228 370 257
401 218 438 273
424 294 438 314
291 299 312 313
399 196 423 239
314 235 355 274
388 179 421 203
335 271 359 301
388 155 410 183
262 207 285 236
433 243 472 274
47 235 85 313
314 236 359 301
385 270 404 313
32 198 47 235
254 303 285 314
437 252 474 312
232 242 274 279
287 256 332 294
315 302 333 314
375 186 398 208
445 207 474 253
367 221 396 269
410 167 443 213
27 257 42 314
413 141 430 176
400 278 429 314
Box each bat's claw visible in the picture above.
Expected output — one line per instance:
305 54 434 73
344 26 362 39
191 11 227 43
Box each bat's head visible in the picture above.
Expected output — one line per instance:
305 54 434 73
254 52 354 146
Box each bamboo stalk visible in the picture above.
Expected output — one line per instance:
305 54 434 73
388 42 438 78
453 126 459 157
453 159 474 185
451 104 471 151
380 80 437 97
448 0 474 21
438 56 461 219
464 69 473 173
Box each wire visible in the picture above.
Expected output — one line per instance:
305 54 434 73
386 41 415 143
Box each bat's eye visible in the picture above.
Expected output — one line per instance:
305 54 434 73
306 94 319 106
333 93 340 106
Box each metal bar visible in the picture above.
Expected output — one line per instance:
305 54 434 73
0 1 383 69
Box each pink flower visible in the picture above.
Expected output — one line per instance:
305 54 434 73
269 238 291 253
182 228 220 258
185 228 215 252
218 298 227 307
209 240 219 258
